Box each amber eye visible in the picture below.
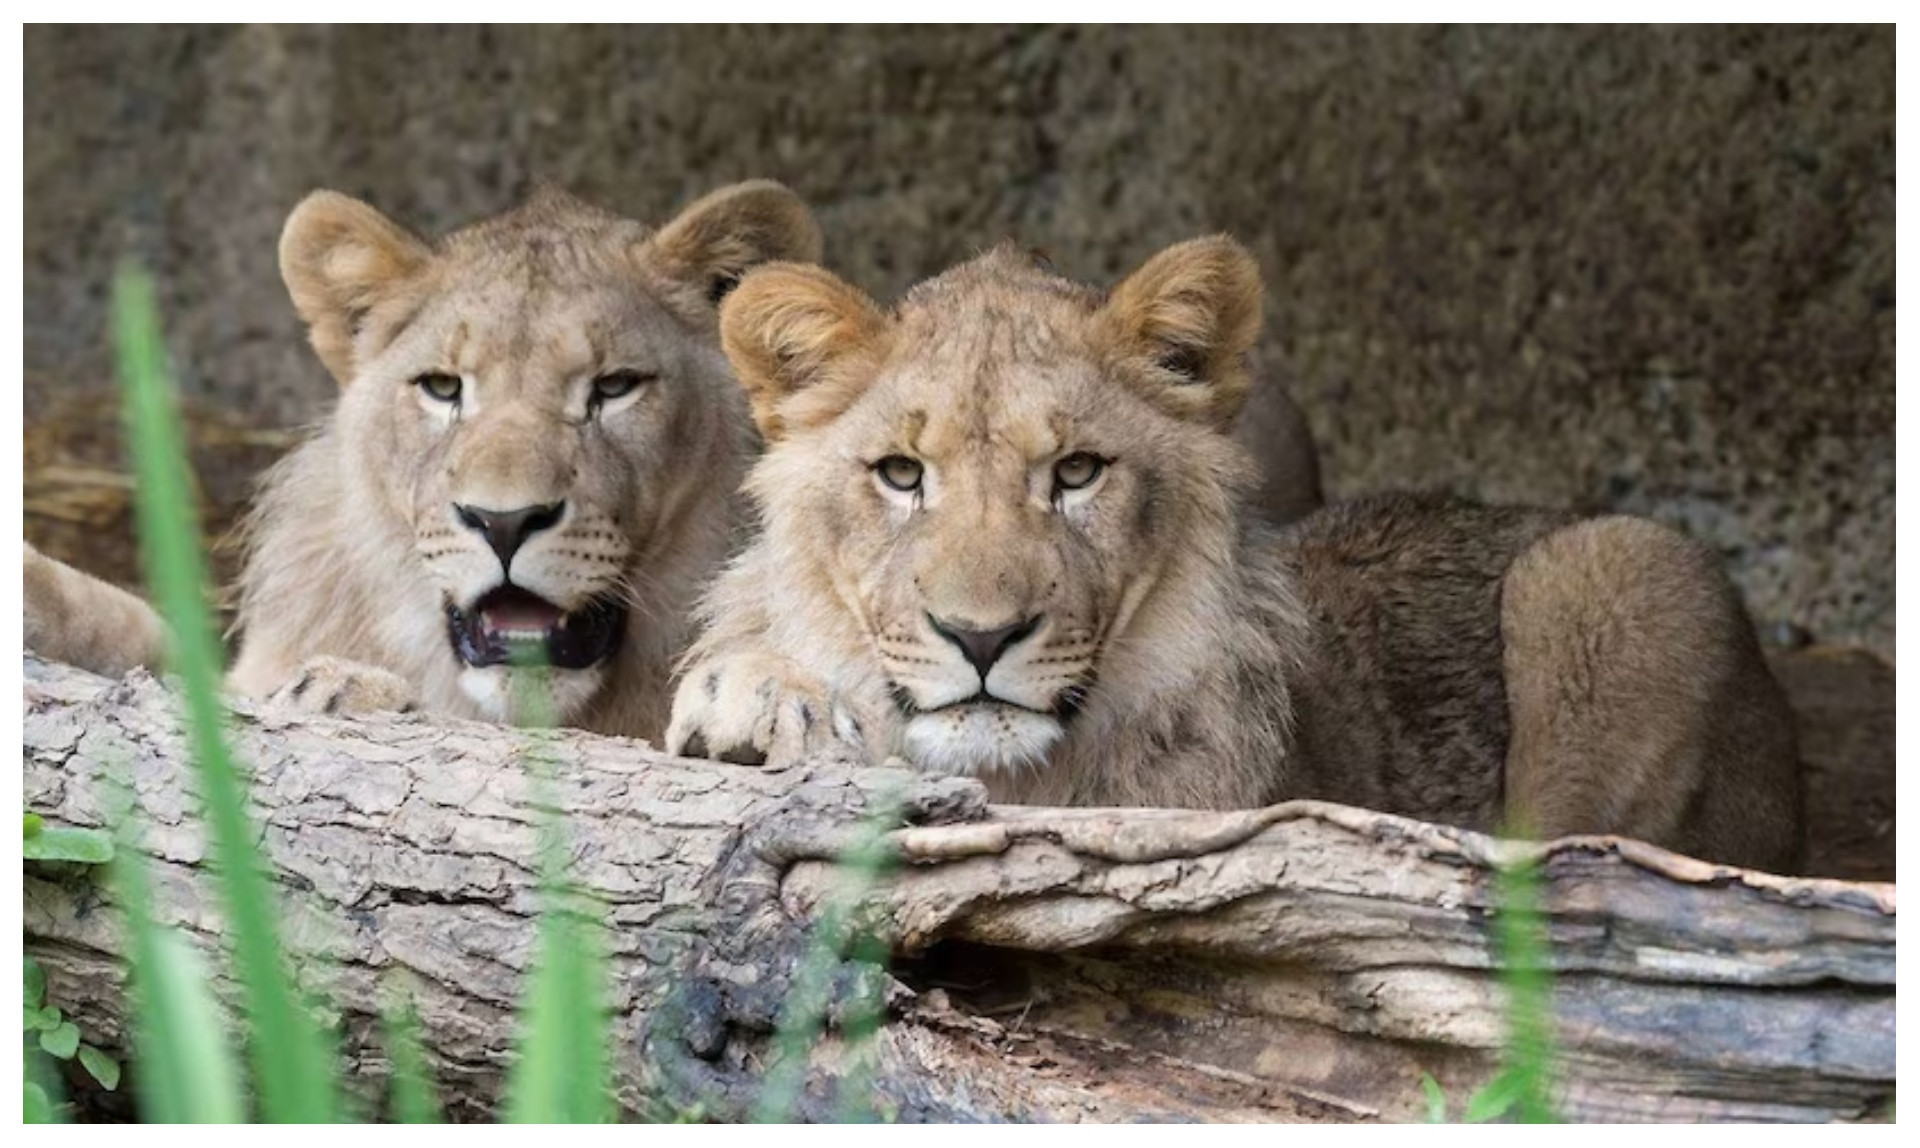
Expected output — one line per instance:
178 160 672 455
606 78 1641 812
414 373 463 404
591 370 654 407
874 455 925 493
1053 452 1107 493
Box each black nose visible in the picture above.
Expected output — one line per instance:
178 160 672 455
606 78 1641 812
454 501 566 570
928 614 1042 677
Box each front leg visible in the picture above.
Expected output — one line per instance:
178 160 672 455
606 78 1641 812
265 655 418 717
667 651 871 768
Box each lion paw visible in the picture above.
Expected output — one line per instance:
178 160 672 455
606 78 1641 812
268 656 418 717
667 653 867 768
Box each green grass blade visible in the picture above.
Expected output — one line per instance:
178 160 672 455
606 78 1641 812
113 266 343 1122
1486 846 1557 1124
501 666 616 1124
1419 1072 1449 1123
503 900 614 1123
113 841 246 1123
753 784 904 1124
381 989 442 1123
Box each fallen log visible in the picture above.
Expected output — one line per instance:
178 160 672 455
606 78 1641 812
21 653 1895 1123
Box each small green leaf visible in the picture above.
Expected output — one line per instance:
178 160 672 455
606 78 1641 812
1465 1068 1524 1123
22 826 115 865
26 1004 63 1032
24 958 46 1009
25 813 45 837
79 1045 122 1091
40 1020 82 1059
1420 1072 1449 1123
24 1081 56 1124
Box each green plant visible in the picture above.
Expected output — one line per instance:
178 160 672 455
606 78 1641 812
24 819 121 1123
23 814 115 866
25 953 123 1120
1418 842 1559 1124
117 264 348 1122
751 785 904 1125
379 990 441 1124
501 664 616 1124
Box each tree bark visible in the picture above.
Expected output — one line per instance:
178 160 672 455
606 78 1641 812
21 653 1895 1123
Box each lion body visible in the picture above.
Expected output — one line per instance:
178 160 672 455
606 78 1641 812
669 243 1803 872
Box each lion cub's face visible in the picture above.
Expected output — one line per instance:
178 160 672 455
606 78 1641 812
723 242 1263 776
280 183 819 722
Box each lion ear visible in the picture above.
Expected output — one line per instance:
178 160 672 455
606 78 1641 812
279 191 430 385
720 263 890 442
644 180 825 319
1099 236 1264 431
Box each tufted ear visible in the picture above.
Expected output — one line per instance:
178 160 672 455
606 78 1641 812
719 262 891 442
279 191 431 385
644 180 825 320
1097 235 1264 431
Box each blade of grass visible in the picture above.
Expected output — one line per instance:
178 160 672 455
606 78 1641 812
752 781 905 1124
501 661 616 1124
826 927 892 1124
114 266 342 1122
503 896 615 1123
1482 842 1557 1124
381 988 442 1124
113 833 246 1123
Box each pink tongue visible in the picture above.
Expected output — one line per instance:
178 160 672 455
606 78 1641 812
483 601 564 633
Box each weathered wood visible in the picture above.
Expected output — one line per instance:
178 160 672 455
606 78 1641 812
21 653 1895 1123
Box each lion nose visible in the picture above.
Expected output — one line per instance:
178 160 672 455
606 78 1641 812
928 614 1043 677
454 501 566 571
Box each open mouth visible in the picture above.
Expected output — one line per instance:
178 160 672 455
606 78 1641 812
445 585 627 670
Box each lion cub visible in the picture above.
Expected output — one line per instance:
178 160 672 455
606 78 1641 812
25 181 821 738
666 240 1803 872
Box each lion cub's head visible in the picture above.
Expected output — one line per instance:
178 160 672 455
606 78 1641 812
275 181 819 723
720 239 1267 775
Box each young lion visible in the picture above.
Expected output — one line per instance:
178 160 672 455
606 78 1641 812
25 180 821 738
666 240 1804 873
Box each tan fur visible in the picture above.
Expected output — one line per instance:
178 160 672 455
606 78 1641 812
1499 516 1803 869
280 192 433 384
23 543 170 679
721 263 897 441
667 241 1802 871
25 181 822 736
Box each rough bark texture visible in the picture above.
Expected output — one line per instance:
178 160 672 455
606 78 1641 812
22 654 1895 1123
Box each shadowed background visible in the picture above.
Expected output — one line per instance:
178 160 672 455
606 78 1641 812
24 25 1893 657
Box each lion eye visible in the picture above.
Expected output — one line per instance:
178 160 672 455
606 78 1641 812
874 455 925 493
591 370 655 405
414 373 463 404
1053 452 1106 492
